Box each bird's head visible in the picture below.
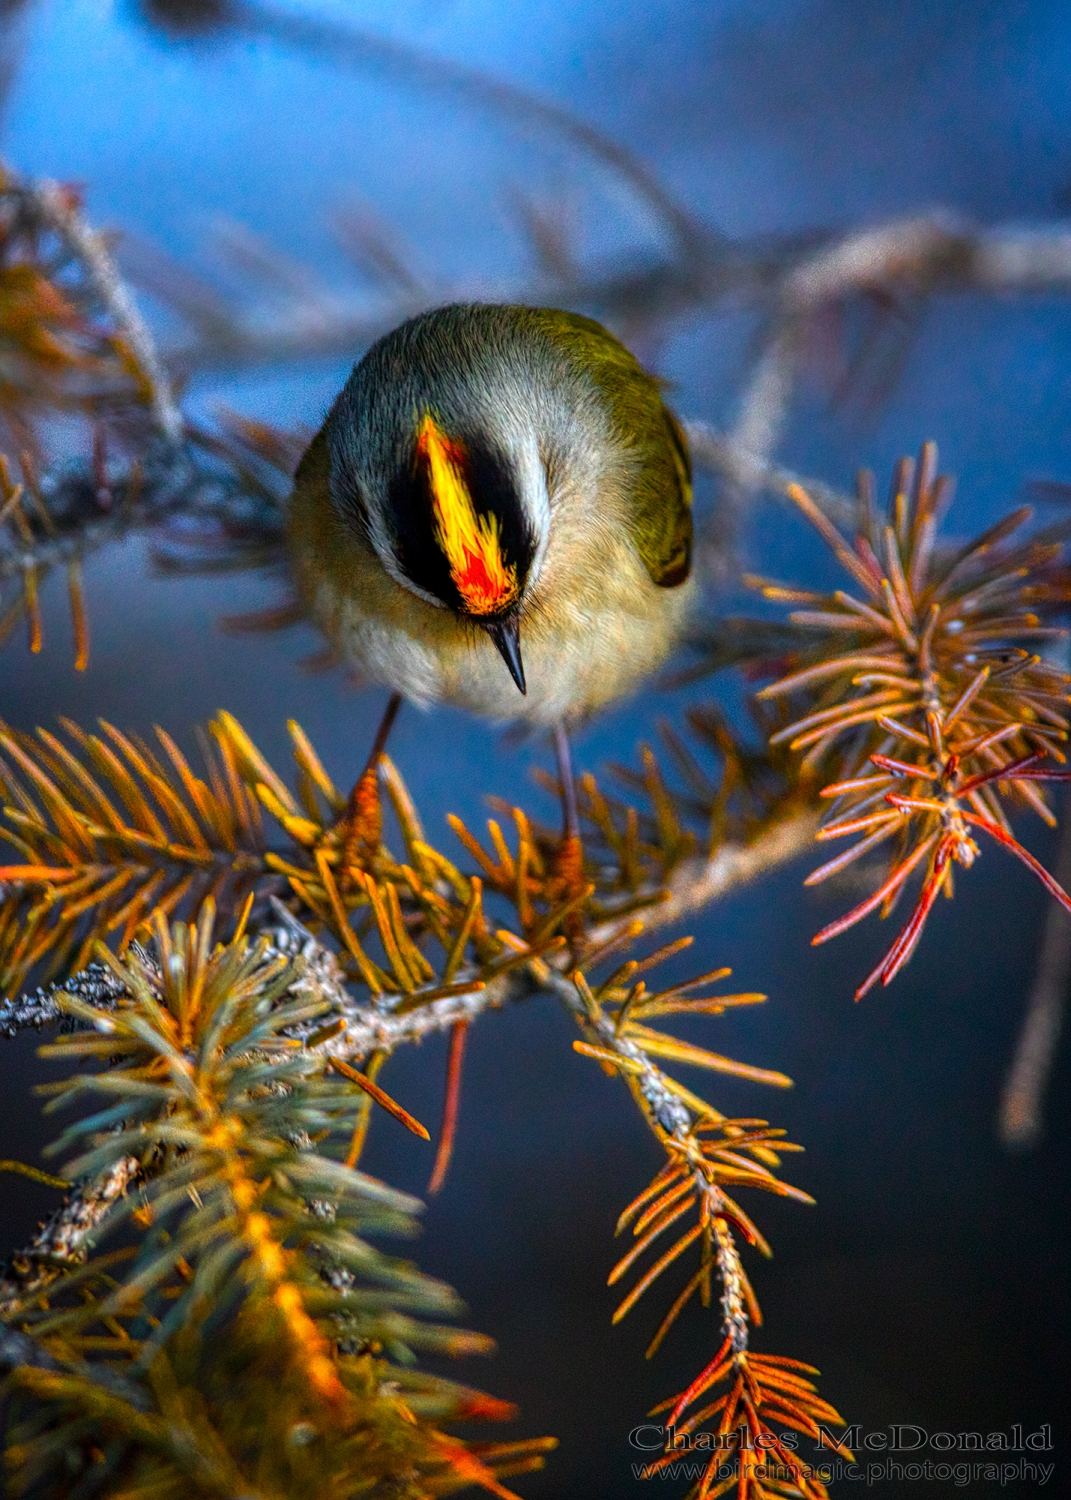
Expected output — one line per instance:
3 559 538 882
324 313 557 696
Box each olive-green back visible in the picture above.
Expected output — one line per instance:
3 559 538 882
533 308 693 589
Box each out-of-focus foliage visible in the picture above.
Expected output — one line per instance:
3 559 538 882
0 166 164 451
0 157 188 673
1 904 553 1499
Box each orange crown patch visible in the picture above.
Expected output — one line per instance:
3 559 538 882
416 413 519 616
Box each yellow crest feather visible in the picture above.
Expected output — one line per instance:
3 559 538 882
416 413 518 615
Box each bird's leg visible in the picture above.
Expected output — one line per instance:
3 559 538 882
553 720 580 845
341 692 403 875
550 721 587 934
364 691 404 776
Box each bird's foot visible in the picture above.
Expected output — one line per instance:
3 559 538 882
337 692 402 880
340 764 383 877
547 832 588 948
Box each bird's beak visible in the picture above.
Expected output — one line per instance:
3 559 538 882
483 615 526 695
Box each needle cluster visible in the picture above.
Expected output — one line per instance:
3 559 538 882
1 901 553 1498
0 704 848 1498
0 167 164 451
747 444 1071 994
647 1341 851 1500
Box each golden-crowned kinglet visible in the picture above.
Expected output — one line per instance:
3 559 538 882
288 303 695 725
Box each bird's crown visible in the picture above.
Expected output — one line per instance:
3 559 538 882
414 412 520 617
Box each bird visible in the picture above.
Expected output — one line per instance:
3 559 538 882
286 302 696 730
288 302 697 1194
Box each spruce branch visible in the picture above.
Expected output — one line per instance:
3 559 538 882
0 164 180 448
1 902 553 1500
0 702 844 1496
0 703 823 1145
723 443 1071 996
550 919 850 1499
450 792 850 1499
256 903 513 1065
0 414 298 672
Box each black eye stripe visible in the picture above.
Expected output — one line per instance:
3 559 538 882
388 449 460 608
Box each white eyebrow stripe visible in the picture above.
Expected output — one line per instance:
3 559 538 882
508 427 551 587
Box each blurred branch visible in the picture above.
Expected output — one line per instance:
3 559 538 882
0 1157 140 1314
687 215 1071 577
29 180 184 444
1 170 183 445
0 423 290 666
152 208 1071 395
225 0 710 261
722 216 979 479
684 417 857 524
999 797 1071 1150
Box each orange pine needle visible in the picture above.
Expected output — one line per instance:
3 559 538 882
67 558 89 670
328 1055 430 1139
23 564 42 654
428 1017 468 1193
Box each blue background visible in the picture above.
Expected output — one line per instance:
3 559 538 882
1 3 1068 1495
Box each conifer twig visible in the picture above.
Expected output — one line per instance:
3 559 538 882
29 179 184 445
0 1156 140 1314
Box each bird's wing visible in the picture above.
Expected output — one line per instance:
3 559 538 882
537 308 693 590
632 402 694 589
